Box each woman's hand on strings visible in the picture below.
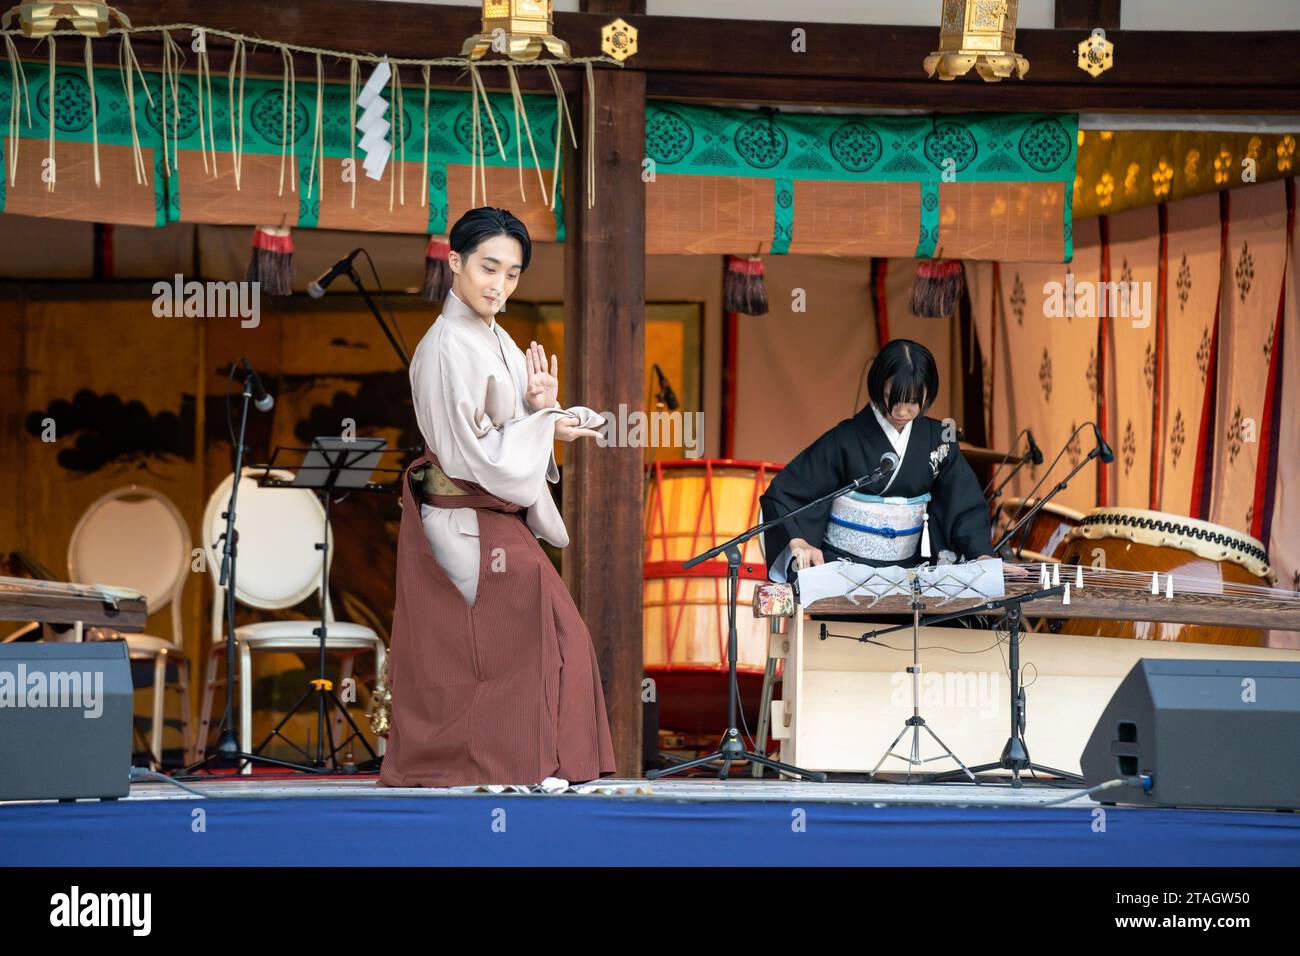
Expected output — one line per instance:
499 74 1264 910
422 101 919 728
789 537 825 570
982 555 1032 579
555 415 604 442
525 341 560 412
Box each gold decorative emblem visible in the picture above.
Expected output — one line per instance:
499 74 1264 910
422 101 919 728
1 1 129 37
601 17 638 62
1077 28 1114 77
924 0 1029 82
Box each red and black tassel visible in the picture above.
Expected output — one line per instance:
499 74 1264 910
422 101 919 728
910 258 966 318
724 254 769 317
422 234 452 304
246 225 295 297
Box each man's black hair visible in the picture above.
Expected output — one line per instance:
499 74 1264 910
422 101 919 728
448 206 532 271
866 338 939 413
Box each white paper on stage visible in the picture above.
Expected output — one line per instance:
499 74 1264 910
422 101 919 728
794 559 1005 607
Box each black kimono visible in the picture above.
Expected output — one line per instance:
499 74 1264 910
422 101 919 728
760 408 994 581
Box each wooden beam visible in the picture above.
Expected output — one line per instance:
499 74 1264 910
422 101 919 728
1055 0 1122 31
562 69 646 777
84 1 1296 112
580 0 647 13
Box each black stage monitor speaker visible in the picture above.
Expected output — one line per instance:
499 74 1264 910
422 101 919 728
1081 658 1300 811
0 641 133 801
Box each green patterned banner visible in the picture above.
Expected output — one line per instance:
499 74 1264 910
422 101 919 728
645 101 1079 184
645 101 1078 258
0 63 561 228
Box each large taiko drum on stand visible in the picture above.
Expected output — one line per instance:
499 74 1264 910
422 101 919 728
1057 508 1276 646
643 459 782 734
991 496 1084 562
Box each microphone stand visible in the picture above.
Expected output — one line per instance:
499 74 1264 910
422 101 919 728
341 262 410 370
175 368 320 777
993 445 1102 560
647 457 898 782
986 447 1037 505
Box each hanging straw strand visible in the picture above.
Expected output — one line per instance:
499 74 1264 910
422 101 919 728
420 64 429 209
226 37 247 190
508 65 525 200
277 46 290 196
3 33 32 186
507 64 548 201
469 65 506 158
585 61 595 209
46 37 55 191
307 52 324 201
119 32 153 185
544 64 577 211
83 37 101 187
349 58 358 208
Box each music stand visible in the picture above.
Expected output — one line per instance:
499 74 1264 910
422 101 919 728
251 437 402 771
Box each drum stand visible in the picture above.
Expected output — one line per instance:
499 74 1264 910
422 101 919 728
868 573 975 783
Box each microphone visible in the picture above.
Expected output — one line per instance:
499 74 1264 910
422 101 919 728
240 358 274 412
1026 429 1044 465
854 451 899 492
1092 423 1115 464
652 364 679 411
307 249 364 299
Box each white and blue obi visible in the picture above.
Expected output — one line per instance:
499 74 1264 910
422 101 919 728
823 492 932 563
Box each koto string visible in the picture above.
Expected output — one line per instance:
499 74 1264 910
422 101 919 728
1005 563 1295 600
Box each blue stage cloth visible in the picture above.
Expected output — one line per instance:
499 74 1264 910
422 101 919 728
3 797 1299 866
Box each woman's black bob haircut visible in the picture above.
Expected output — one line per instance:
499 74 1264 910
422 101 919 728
866 338 940 414
448 206 532 272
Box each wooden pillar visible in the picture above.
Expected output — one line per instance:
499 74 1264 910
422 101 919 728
563 68 646 777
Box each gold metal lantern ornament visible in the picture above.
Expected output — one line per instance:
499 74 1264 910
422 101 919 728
462 0 571 62
0 1 129 37
924 0 1029 82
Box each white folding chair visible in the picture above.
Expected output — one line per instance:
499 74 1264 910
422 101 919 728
67 485 196 768
197 468 386 772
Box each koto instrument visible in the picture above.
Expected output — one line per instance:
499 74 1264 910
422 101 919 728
753 563 1299 635
0 574 148 634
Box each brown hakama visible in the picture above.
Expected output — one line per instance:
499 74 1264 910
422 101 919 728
379 451 616 788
